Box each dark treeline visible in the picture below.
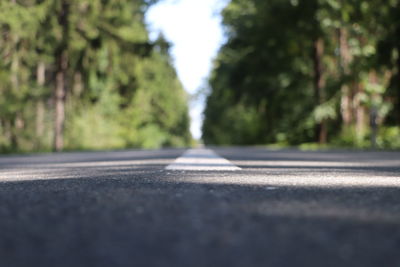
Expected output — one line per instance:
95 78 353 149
0 0 191 152
203 0 400 148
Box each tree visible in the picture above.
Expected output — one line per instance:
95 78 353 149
203 0 399 148
0 0 191 153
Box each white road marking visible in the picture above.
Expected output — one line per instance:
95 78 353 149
166 148 241 171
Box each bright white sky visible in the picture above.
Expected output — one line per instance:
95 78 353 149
146 0 226 140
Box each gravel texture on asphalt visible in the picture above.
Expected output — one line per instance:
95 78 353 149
0 147 399 267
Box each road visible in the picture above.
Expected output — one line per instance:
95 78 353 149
0 147 399 267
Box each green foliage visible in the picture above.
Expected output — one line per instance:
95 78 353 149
377 127 400 149
0 0 191 153
203 0 400 149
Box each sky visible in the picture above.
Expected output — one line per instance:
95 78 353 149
145 0 226 140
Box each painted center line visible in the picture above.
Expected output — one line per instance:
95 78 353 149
166 148 241 171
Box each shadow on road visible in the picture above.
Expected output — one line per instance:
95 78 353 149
1 171 399 267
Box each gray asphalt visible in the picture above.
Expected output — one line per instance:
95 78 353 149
0 147 399 267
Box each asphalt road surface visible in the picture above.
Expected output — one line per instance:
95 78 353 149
0 147 399 267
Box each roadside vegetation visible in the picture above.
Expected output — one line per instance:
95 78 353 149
0 0 191 153
203 0 400 149
2 0 399 153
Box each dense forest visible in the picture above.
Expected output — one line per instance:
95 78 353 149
0 0 191 153
203 0 400 149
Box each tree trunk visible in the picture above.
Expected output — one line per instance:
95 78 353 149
397 32 400 125
396 2 400 125
36 62 45 148
10 41 21 149
354 82 366 140
338 28 353 126
369 72 378 148
53 1 70 152
312 38 327 144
